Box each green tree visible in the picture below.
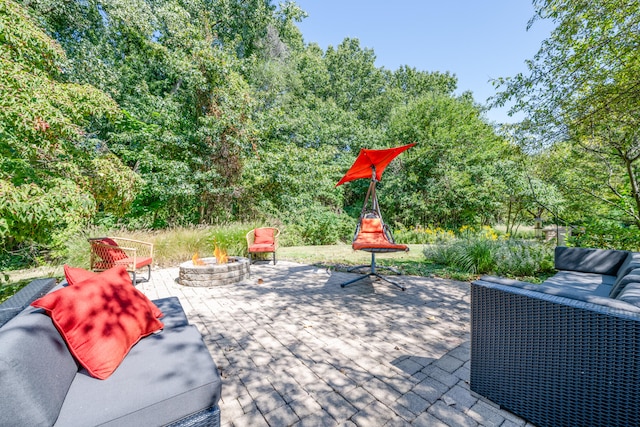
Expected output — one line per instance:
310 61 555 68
385 93 510 229
323 38 385 118
25 0 261 226
493 0 640 228
0 0 134 252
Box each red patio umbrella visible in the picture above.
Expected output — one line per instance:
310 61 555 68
336 143 416 186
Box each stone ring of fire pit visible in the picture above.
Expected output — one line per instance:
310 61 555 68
179 257 250 287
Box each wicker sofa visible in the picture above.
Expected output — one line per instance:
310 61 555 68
471 246 640 427
0 276 221 427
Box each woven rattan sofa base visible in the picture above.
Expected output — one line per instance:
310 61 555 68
471 280 640 427
167 404 221 427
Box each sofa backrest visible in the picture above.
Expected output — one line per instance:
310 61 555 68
554 246 628 275
610 252 640 298
0 307 77 426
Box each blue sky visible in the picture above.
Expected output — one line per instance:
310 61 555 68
294 1 556 124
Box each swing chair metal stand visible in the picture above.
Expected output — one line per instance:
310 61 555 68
341 252 405 291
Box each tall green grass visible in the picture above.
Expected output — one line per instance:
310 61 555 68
424 231 554 279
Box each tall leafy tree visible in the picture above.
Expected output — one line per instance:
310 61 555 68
25 0 260 226
323 38 385 118
493 0 640 228
0 0 136 251
385 93 510 228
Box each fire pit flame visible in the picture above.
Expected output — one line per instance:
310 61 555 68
214 244 228 264
192 252 206 266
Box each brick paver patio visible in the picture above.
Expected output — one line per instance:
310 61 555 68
138 261 532 427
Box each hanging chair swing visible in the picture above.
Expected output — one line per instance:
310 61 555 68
336 143 416 291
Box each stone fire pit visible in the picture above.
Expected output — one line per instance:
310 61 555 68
179 256 250 287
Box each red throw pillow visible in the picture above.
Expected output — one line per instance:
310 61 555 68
64 264 97 286
31 266 164 379
63 264 162 319
254 228 274 244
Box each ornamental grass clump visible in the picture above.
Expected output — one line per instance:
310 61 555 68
424 226 554 278
425 236 498 274
492 240 555 277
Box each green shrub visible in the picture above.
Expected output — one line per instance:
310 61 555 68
424 230 554 278
493 240 555 277
424 237 497 274
394 225 456 244
567 220 640 251
283 205 355 246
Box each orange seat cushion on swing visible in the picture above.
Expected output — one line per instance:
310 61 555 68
352 218 408 251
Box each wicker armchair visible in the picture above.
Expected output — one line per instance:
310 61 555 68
246 228 280 265
88 237 153 284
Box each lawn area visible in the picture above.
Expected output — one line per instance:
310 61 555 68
278 244 426 265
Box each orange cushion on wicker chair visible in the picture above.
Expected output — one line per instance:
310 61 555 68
352 218 408 251
249 243 276 253
254 228 275 244
97 238 128 262
32 265 164 379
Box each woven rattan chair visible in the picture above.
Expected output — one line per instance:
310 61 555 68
246 228 280 265
88 237 153 284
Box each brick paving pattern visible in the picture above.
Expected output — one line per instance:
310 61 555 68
138 261 534 427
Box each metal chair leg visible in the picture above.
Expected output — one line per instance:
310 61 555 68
340 253 405 291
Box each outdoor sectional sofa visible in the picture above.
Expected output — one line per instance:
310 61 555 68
0 269 221 427
471 246 640 427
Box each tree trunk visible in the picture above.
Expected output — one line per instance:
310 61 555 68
624 157 640 229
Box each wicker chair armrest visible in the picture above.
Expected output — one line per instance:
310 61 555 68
109 237 153 258
246 230 256 247
273 228 280 249
382 224 396 243
90 240 137 256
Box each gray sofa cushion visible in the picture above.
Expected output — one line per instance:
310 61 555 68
614 251 640 278
54 325 221 427
610 268 640 298
617 282 640 307
554 246 628 275
610 252 640 297
542 270 616 292
481 273 614 297
0 308 78 427
153 296 189 330
478 274 640 313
